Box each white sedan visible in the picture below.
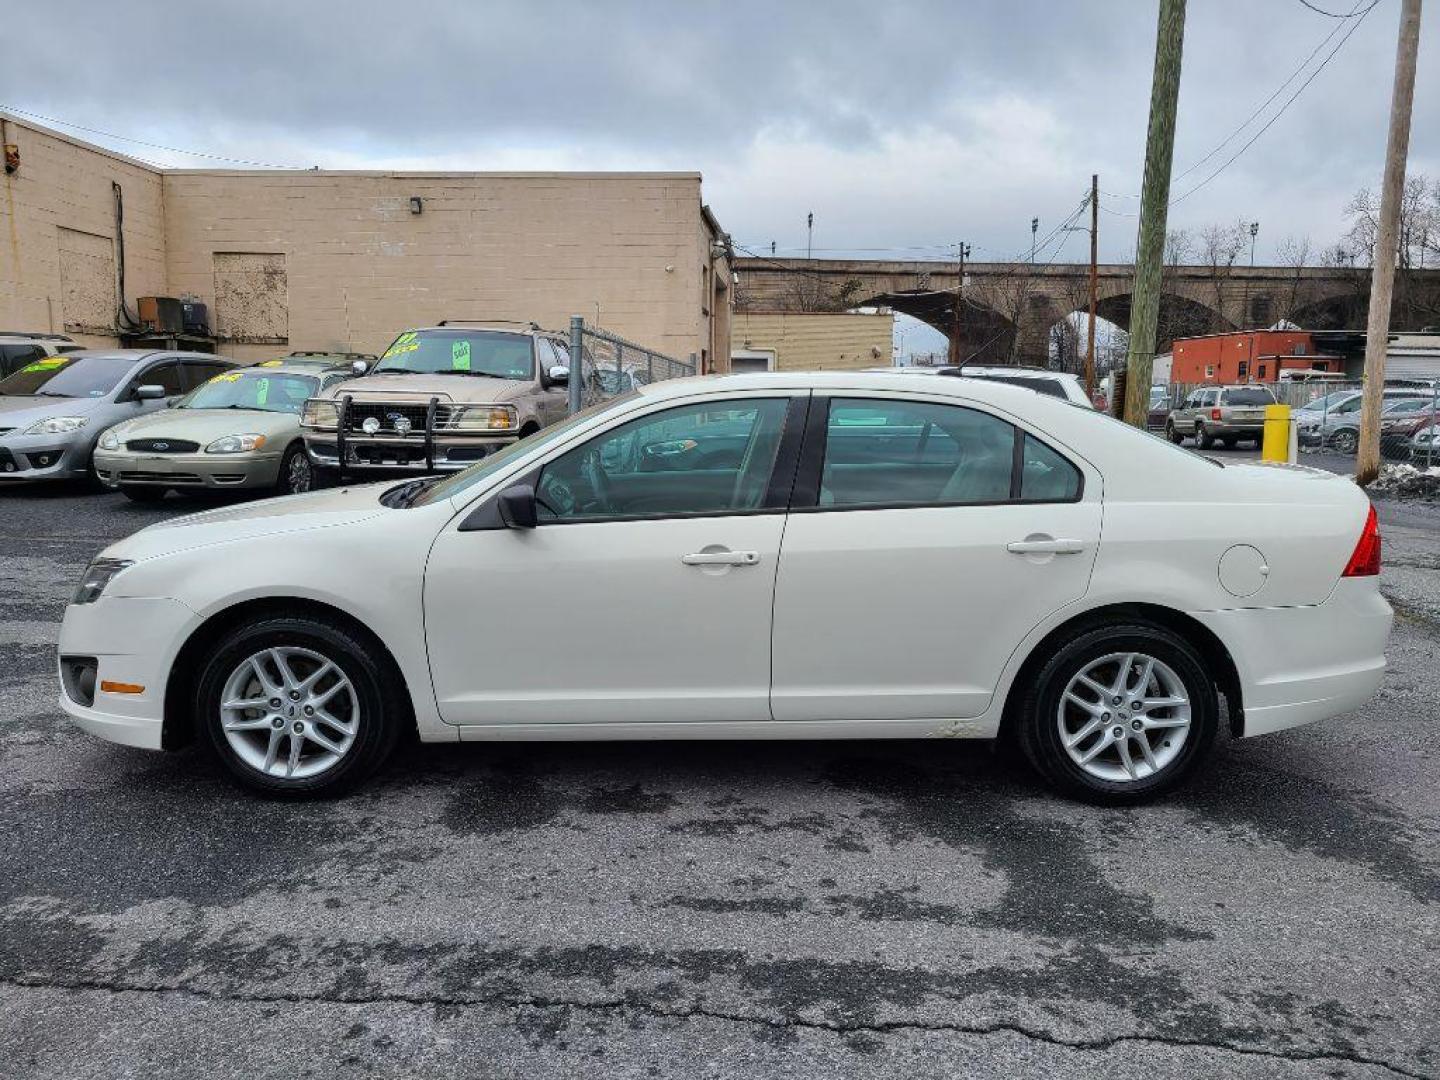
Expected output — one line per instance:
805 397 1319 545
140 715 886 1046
57 372 1391 802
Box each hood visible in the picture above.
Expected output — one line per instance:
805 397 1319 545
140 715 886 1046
317 372 527 404
103 482 396 563
107 407 301 446
0 394 110 425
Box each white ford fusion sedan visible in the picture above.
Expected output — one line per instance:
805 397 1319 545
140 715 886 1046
58 372 1391 802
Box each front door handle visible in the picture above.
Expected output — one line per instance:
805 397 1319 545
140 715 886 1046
682 550 760 566
1007 537 1085 555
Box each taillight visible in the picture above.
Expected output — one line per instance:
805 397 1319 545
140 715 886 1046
1210 408 1222 421
1342 504 1382 577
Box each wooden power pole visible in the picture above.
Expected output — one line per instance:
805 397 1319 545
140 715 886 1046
1123 0 1186 427
949 241 970 365
1086 174 1099 399
1357 0 1423 486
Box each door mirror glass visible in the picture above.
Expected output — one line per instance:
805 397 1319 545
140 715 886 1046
134 384 166 401
548 364 570 385
497 484 538 529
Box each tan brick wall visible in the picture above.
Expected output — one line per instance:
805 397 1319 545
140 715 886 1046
733 311 894 371
162 169 717 364
1 113 729 366
0 117 165 348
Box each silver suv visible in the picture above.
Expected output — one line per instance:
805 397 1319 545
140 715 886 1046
0 332 82 378
301 322 576 475
1166 385 1277 448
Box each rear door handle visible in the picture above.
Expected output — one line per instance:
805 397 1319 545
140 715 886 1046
682 550 760 566
1007 538 1085 555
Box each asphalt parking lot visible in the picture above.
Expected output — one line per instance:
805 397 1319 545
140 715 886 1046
2 470 1438 1079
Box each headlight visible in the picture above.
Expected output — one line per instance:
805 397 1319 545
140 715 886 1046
448 405 517 432
98 429 122 451
301 399 340 429
72 558 133 605
205 433 267 454
23 415 89 436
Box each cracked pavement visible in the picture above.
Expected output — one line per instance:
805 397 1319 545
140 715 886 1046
1 483 1437 1078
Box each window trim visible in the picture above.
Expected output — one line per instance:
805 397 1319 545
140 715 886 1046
787 394 1085 514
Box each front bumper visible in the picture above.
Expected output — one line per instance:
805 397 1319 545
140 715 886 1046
1190 577 1392 738
57 595 201 750
0 432 92 481
93 449 283 489
305 433 516 473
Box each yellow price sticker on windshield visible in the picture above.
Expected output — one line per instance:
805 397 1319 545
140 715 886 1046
383 331 420 359
259 359 284 367
209 372 243 383
20 358 68 373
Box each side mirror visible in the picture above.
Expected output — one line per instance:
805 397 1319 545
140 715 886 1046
134 384 166 401
548 364 570 385
351 359 369 376
497 484 538 529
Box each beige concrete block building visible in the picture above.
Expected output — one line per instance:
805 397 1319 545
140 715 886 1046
1 114 733 367
732 310 894 372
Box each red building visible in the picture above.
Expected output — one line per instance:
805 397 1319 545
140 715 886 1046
1170 330 1344 384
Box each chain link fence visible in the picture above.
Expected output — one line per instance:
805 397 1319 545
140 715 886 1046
566 317 696 413
1149 380 1440 466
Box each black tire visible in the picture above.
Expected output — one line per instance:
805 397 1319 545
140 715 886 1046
196 614 405 797
1165 421 1183 445
1195 423 1215 450
276 443 315 496
120 485 168 503
1016 622 1219 805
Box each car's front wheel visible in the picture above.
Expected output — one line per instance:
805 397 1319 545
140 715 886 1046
196 615 404 796
277 443 315 495
1331 428 1359 454
1017 623 1218 804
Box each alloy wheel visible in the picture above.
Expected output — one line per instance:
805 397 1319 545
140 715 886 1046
1056 651 1192 783
219 647 359 780
286 452 313 493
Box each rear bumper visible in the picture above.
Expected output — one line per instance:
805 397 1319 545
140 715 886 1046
1190 577 1391 738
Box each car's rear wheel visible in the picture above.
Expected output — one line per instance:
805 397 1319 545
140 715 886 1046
1164 420 1183 444
120 485 168 503
196 615 404 797
1195 423 1215 449
1332 428 1359 454
276 443 314 495
1017 623 1218 804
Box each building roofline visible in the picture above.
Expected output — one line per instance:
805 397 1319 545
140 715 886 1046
0 111 162 173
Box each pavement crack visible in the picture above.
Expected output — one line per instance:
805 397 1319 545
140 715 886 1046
1 974 1427 1078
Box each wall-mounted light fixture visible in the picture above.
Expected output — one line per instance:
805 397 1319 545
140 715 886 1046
409 196 423 215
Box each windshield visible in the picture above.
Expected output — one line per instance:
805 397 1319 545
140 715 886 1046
179 370 319 414
1296 390 1354 412
410 392 641 507
1222 388 1275 406
373 329 534 379
0 355 133 398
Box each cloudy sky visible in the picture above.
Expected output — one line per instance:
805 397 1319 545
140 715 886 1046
5 0 1435 319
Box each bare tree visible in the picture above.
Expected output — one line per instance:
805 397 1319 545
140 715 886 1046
1275 235 1317 324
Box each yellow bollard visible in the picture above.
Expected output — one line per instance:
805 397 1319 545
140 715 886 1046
1262 403 1291 463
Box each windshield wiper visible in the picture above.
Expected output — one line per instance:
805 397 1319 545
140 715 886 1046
34 391 76 398
371 368 426 375
439 370 506 378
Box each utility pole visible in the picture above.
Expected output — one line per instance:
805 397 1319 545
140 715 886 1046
1030 217 1039 263
806 212 814 260
1357 0 1423 486
949 241 971 365
1086 175 1099 399
1242 220 1259 330
1123 0 1187 427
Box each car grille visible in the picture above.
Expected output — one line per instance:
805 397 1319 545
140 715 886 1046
117 471 204 484
126 438 202 453
342 400 457 435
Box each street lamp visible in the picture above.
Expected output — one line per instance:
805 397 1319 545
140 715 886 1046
1031 217 1039 263
807 212 814 260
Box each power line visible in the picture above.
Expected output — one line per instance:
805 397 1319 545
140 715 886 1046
0 103 300 169
1297 0 1358 15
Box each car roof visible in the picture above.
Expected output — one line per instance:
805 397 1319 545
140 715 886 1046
232 363 331 377
55 349 229 363
408 323 547 335
638 370 1079 407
